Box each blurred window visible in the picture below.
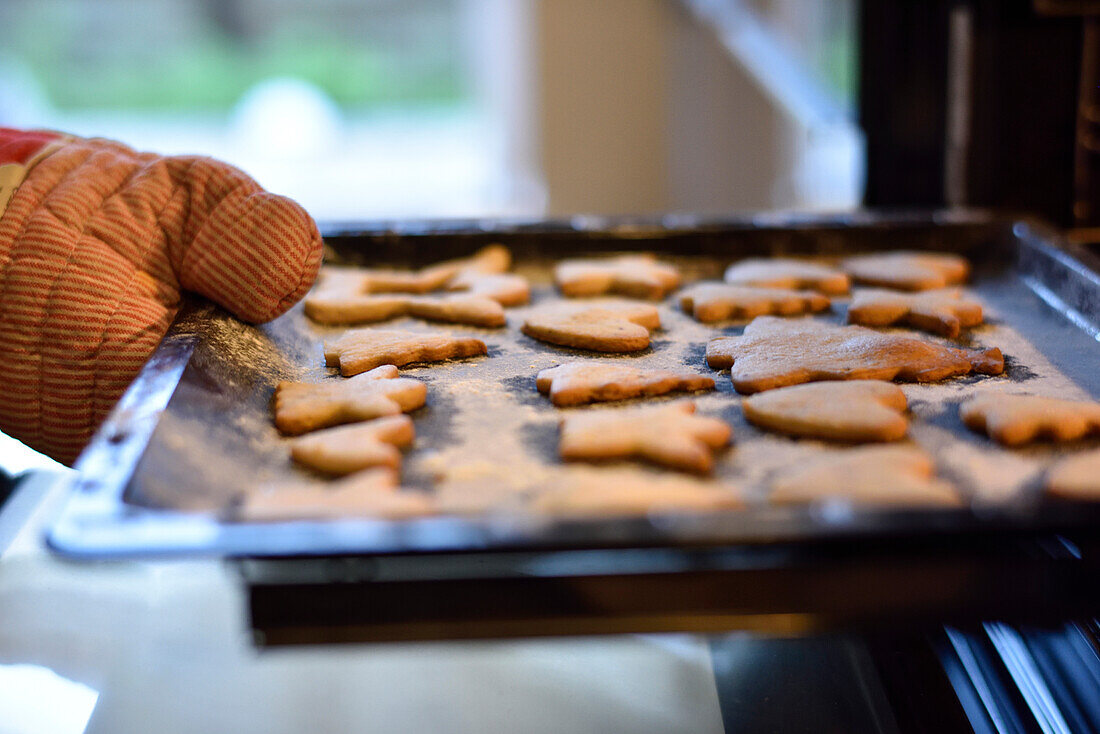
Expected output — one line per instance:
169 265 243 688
745 0 858 115
0 0 541 220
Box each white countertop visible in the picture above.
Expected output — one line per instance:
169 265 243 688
0 472 725 734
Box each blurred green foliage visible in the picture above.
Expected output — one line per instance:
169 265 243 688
1 0 466 111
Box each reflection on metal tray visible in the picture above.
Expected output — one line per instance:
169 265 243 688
47 211 1100 563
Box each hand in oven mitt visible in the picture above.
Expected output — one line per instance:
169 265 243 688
0 128 323 463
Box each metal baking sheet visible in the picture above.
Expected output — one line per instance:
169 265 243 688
47 211 1100 559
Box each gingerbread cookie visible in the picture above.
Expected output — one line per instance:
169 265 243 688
960 394 1100 446
363 244 511 294
532 469 741 516
239 468 435 521
679 282 830 323
304 292 505 327
723 258 850 295
290 415 415 475
536 362 714 406
311 265 371 298
554 255 681 299
521 302 661 352
312 244 511 296
743 380 908 442
451 243 512 276
770 446 960 506
1046 449 1100 501
559 402 731 473
274 365 426 435
324 328 487 376
447 272 530 306
706 317 1003 394
847 288 983 338
842 251 969 291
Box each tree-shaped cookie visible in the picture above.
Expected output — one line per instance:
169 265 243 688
960 394 1100 446
723 258 850 295
559 402 731 473
324 328 487 376
239 468 435 521
554 255 681 299
305 292 505 327
743 380 908 442
274 365 427 434
532 468 741 515
842 251 969 291
770 446 960 506
706 316 1003 394
290 415 415 474
847 288 983 338
522 302 661 352
536 362 714 406
1047 449 1100 501
679 282 830 323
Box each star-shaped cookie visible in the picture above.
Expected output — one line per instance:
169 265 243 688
274 365 427 435
324 328 487 376
678 282 830 323
304 292 505 327
536 362 714 406
842 251 969 291
559 402 731 473
770 446 960 506
960 393 1100 446
554 255 681 299
290 415 415 474
742 380 908 442
238 468 435 521
705 316 1003 394
846 288 983 338
723 258 850 295
522 302 661 352
531 468 741 515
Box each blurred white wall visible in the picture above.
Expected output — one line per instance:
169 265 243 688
534 0 861 216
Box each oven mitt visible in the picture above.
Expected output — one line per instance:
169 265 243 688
0 127 323 463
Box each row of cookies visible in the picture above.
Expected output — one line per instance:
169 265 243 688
557 251 983 339
554 250 969 300
301 248 985 343
529 364 956 505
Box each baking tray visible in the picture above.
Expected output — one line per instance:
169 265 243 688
47 210 1100 641
47 210 1100 562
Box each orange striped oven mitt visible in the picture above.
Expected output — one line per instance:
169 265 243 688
0 128 323 463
